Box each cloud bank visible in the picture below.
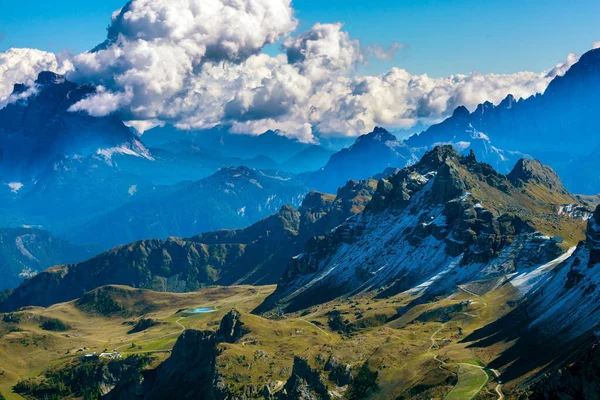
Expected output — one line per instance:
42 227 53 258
0 48 73 101
0 0 582 141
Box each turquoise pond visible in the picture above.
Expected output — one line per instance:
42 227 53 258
187 307 215 314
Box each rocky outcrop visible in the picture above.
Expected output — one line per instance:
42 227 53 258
586 206 600 265
217 309 248 343
277 357 330 400
508 158 567 193
257 146 581 313
105 310 249 400
324 356 353 387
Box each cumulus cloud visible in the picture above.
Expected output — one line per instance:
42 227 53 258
0 48 73 101
283 23 362 81
68 0 297 121
0 0 582 142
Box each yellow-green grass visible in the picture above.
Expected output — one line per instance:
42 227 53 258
445 364 488 400
0 285 275 399
0 273 532 399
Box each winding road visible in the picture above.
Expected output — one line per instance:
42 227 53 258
426 287 504 400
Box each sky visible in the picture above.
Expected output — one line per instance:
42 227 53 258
0 0 598 141
1 0 598 77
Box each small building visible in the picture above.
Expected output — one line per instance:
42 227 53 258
100 352 122 359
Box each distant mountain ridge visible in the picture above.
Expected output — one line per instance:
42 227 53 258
0 227 97 290
62 166 309 249
0 179 377 311
0 71 148 180
404 48 600 193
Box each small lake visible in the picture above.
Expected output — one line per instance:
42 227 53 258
186 307 215 314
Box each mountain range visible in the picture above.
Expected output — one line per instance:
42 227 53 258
0 178 376 311
3 42 600 400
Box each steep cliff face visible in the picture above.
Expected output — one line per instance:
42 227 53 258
257 146 585 313
105 310 252 400
276 357 331 400
525 342 600 400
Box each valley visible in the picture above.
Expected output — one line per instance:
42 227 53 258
0 280 512 399
1 254 577 400
1 5 600 399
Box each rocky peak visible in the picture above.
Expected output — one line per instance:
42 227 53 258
354 127 397 146
473 101 494 116
277 357 330 400
507 158 566 192
415 145 460 172
451 105 470 119
498 94 516 109
301 191 336 212
35 71 66 85
217 309 249 343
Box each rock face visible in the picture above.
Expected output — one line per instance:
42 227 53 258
526 342 600 400
105 310 248 400
586 206 600 265
217 309 248 343
277 357 331 400
0 72 146 179
0 179 377 312
507 158 567 193
257 146 582 313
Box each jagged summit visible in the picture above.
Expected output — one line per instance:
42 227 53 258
452 105 471 119
303 127 417 193
354 126 397 145
403 47 600 193
258 147 585 313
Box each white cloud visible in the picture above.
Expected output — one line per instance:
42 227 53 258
68 0 297 121
0 1 582 142
593 41 600 50
68 86 133 116
283 22 362 81
0 48 73 101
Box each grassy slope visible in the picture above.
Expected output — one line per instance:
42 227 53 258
0 278 555 399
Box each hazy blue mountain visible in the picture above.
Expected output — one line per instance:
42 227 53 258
0 72 148 180
299 127 419 193
280 145 334 174
64 166 308 249
405 48 600 193
0 227 97 290
141 125 313 164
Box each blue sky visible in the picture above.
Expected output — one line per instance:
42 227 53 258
0 0 598 76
